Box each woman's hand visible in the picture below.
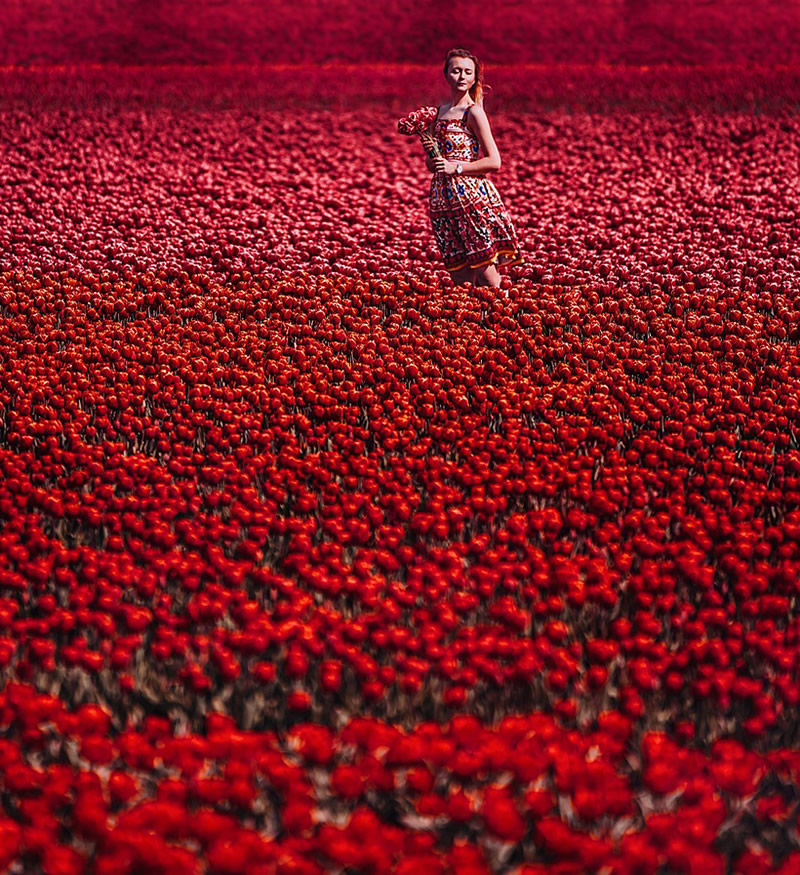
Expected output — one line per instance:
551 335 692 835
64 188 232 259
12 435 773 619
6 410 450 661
432 157 458 175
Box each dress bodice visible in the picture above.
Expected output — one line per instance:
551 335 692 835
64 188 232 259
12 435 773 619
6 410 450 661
434 117 481 163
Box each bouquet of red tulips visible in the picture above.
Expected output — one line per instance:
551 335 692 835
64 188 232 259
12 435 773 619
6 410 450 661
397 106 441 159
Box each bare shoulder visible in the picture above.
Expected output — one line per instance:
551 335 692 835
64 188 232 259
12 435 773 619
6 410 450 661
467 104 490 124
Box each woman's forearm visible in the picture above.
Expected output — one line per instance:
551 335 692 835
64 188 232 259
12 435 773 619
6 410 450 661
462 157 500 175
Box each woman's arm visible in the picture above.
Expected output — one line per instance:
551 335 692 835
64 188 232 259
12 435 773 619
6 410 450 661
432 154 499 176
464 105 501 173
458 156 500 175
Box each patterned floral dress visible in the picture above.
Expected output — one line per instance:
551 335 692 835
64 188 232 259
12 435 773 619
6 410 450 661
429 106 523 273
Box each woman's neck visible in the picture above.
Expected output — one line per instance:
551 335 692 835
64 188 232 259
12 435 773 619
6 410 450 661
448 98 474 111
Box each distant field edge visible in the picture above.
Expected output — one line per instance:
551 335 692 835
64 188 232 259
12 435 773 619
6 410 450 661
2 63 799 113
3 62 800 72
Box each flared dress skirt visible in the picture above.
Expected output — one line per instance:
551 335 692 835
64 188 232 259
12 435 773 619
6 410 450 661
429 116 523 273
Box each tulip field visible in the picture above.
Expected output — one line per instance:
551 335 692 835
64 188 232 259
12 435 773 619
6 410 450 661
0 63 800 873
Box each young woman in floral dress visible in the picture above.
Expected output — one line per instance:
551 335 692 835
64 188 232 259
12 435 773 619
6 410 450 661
425 48 523 289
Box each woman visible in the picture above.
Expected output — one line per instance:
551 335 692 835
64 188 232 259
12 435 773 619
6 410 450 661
426 48 523 288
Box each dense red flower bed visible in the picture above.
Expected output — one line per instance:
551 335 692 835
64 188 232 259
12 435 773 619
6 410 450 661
0 66 800 872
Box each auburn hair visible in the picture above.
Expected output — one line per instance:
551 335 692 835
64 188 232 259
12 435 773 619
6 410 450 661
443 48 490 107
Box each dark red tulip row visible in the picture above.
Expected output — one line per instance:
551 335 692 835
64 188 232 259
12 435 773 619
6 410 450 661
1 65 800 872
3 64 800 116
1 1 799 66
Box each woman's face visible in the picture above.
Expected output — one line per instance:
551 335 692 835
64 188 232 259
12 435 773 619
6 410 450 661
446 57 476 98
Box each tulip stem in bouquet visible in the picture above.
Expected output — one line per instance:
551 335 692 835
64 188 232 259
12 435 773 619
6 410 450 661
420 132 441 160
